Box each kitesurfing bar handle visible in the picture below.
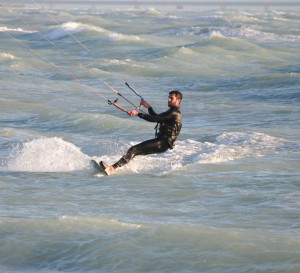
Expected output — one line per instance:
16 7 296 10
108 99 131 115
125 82 144 101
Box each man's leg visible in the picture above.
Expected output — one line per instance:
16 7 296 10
102 138 169 175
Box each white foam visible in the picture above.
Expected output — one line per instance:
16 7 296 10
104 32 142 42
173 132 289 166
177 47 196 55
91 132 291 176
3 132 291 174
102 58 145 69
218 25 300 43
0 26 36 33
59 215 142 230
45 22 88 40
0 53 15 62
205 132 288 163
144 7 167 17
44 21 143 42
210 30 225 38
6 137 90 172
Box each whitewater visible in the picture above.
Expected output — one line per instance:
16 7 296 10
0 4 299 273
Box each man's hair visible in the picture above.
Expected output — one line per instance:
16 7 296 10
169 90 183 100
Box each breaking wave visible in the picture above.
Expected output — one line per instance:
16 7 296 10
44 21 143 42
4 137 90 172
0 26 36 33
1 132 297 175
0 52 15 62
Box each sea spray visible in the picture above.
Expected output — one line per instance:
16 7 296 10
6 137 90 172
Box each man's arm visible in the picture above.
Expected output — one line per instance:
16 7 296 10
129 101 178 123
140 100 158 116
138 108 179 123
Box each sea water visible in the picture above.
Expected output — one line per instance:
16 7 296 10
0 4 300 273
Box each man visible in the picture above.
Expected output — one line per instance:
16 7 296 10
99 90 183 175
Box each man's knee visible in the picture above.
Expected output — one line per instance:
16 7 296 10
125 146 138 162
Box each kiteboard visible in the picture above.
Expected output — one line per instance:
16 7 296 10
91 159 107 175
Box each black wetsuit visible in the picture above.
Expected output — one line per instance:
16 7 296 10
112 106 182 169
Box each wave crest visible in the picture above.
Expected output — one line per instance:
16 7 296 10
0 26 36 33
6 137 90 172
0 52 15 62
44 21 143 42
2 132 297 175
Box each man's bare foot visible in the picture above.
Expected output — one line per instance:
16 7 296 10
105 165 115 175
100 161 115 176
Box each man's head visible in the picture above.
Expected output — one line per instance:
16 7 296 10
168 90 183 107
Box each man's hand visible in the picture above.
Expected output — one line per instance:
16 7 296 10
140 100 151 109
128 109 139 116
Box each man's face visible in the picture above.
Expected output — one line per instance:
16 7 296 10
168 94 181 107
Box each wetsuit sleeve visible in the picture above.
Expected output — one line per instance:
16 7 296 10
138 107 179 123
148 107 157 116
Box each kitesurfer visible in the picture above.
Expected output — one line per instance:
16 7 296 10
99 90 183 175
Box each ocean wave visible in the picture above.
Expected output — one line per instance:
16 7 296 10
237 26 300 43
230 12 265 23
104 31 142 43
44 21 143 43
0 52 15 62
2 131 292 175
1 217 299 272
0 26 36 34
142 7 174 18
44 22 85 39
4 137 91 172
101 58 145 69
0 216 142 271
129 42 258 77
209 30 225 38
58 215 142 230
175 132 296 166
114 7 174 18
160 22 300 43
0 216 141 233
33 111 148 135
0 127 44 140
176 46 197 56
94 131 299 176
